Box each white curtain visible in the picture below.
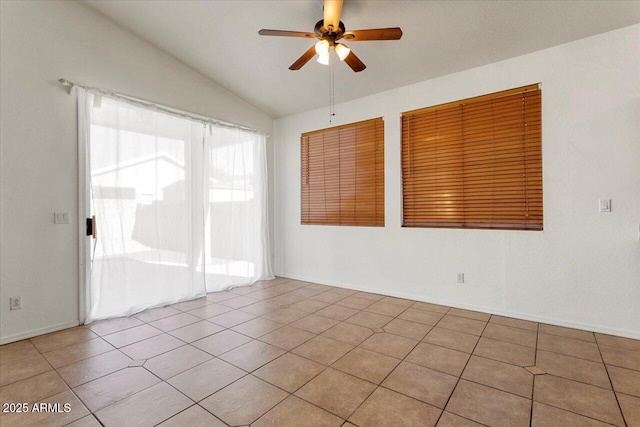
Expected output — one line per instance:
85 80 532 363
79 89 272 323
201 127 273 290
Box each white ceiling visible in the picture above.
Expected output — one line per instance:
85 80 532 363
81 0 640 118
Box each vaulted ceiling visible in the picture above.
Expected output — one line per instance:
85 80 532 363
81 0 640 118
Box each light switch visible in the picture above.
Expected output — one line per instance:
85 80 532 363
599 199 611 213
54 212 70 224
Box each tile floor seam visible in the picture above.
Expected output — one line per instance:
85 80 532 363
59 361 132 389
255 328 317 351
0 361 53 388
529 318 540 427
127 375 202 425
269 375 347 423
74 366 162 415
538 329 598 344
280 337 351 369
334 322 436 423
208 314 259 330
529 367 616 392
431 323 485 338
488 317 539 332
37 350 94 423
444 311 492 323
120 342 191 365
407 302 452 315
293 367 374 422
472 335 537 363
535 337 608 365
15 347 78 405
280 311 399 419
41 337 117 370
531 387 627 427
229 322 288 342
380 324 432 342
435 313 491 426
427 325 479 338
143 346 213 379
354 383 447 425
88 321 143 338
601 361 640 374
439 412 492 427
460 347 536 373
479 330 537 350
190 346 340 422
595 336 629 427
253 351 327 394
453 376 535 404
173 403 231 426
191 371 251 403
101 324 167 348
197 403 240 427
199 374 292 426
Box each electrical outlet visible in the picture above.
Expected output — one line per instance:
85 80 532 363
10 297 22 310
457 273 465 284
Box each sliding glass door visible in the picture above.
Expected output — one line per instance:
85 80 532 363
79 90 272 323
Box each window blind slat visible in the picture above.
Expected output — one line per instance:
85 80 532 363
401 85 543 231
301 117 384 227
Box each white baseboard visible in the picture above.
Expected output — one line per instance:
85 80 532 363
0 320 80 345
275 271 640 340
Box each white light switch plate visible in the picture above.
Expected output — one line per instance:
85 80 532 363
54 212 70 224
599 199 611 213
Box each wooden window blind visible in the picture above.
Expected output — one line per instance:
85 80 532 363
301 117 384 226
401 84 542 230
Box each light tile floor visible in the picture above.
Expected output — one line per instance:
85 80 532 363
1 277 639 426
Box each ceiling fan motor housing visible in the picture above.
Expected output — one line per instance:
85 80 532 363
315 19 346 43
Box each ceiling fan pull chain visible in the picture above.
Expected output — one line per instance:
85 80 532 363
333 57 336 119
329 54 336 124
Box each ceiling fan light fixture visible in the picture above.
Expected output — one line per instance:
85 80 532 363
317 53 330 65
334 43 350 61
315 40 330 56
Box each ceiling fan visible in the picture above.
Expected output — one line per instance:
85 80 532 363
258 0 402 72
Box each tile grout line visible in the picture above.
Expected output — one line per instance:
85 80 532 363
532 396 628 426
156 403 230 427
27 337 97 425
247 290 416 423
530 319 540 427
320 302 444 424
594 334 629 427
259 295 400 422
536 333 632 365
154 284 376 424
197 297 361 423
433 311 492 426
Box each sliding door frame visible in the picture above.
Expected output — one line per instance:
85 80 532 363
78 89 91 325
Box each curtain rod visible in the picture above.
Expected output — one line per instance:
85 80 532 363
58 78 267 136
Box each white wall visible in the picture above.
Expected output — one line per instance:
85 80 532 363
274 25 640 339
0 0 274 344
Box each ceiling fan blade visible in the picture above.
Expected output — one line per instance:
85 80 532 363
323 0 343 32
342 28 403 41
259 29 316 38
343 50 366 72
289 46 317 70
